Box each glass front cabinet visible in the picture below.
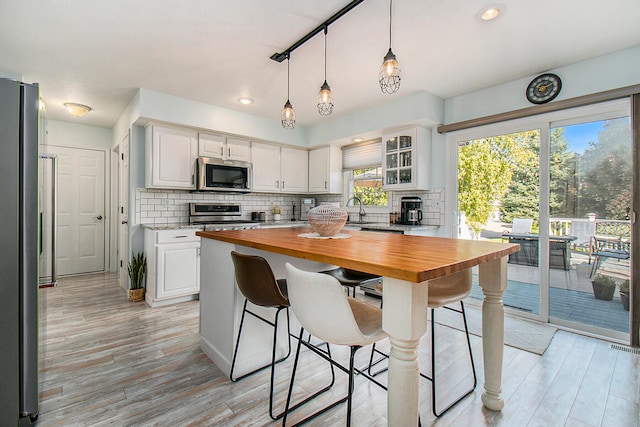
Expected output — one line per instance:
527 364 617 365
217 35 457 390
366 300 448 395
382 126 430 190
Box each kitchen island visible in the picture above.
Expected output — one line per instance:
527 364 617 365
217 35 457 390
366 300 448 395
197 226 519 426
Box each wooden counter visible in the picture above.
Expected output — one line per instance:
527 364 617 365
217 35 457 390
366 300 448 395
197 227 517 282
197 227 519 426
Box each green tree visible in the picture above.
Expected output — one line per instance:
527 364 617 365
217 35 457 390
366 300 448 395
458 132 533 235
576 118 632 219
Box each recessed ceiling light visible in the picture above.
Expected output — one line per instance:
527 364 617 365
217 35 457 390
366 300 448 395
63 102 91 117
237 97 254 105
352 137 363 143
477 4 506 21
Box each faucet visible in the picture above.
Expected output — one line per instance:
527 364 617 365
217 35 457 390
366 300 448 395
347 196 366 223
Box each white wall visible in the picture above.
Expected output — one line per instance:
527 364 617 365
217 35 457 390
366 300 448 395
136 88 308 147
45 120 112 149
307 90 445 147
444 44 640 124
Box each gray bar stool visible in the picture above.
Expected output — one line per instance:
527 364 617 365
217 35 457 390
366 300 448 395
368 269 477 417
320 267 381 297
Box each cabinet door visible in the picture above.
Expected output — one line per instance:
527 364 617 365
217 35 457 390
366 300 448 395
149 125 198 189
309 146 342 193
280 147 308 193
198 132 225 159
226 137 251 162
251 142 280 192
308 147 329 192
156 242 200 299
382 127 418 190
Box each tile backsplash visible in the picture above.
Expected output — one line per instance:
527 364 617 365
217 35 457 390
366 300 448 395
136 188 444 226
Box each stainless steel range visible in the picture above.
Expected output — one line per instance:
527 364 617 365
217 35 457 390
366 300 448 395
189 203 260 231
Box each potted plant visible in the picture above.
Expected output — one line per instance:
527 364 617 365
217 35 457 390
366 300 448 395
619 279 630 311
271 205 282 221
127 252 146 302
591 274 616 301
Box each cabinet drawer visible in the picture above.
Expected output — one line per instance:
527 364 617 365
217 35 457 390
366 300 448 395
156 229 200 244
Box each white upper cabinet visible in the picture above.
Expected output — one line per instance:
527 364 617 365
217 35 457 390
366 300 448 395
382 126 430 190
198 132 250 162
145 123 198 189
281 147 308 193
308 145 342 193
251 142 280 192
251 142 308 193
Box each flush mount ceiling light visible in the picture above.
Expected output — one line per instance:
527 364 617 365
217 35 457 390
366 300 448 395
317 26 334 116
477 4 507 21
379 0 401 94
281 54 296 130
237 97 254 105
64 102 91 117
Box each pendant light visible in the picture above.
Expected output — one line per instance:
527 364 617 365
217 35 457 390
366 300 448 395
379 0 401 94
281 54 296 130
317 26 334 116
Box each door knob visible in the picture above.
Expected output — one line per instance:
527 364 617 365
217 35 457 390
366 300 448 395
121 220 128 224
96 215 103 221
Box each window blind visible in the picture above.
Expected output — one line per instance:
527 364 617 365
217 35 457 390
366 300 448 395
342 139 382 170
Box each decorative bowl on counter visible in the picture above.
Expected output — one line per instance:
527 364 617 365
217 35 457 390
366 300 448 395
307 205 348 237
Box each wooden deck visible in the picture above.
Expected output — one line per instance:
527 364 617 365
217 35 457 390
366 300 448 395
37 272 639 426
468 252 631 334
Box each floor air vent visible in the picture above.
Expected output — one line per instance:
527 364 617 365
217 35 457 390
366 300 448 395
610 344 640 355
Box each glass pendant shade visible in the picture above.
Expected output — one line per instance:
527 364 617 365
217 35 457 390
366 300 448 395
317 80 334 116
281 99 296 130
379 48 401 94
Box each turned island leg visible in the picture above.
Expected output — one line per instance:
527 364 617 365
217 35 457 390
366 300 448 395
478 256 508 411
382 277 429 426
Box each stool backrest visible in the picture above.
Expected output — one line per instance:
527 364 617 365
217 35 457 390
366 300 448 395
285 263 366 346
231 251 289 307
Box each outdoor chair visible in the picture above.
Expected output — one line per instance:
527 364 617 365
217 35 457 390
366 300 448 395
511 218 533 234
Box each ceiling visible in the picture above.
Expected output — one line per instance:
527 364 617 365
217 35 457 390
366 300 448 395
2 0 640 129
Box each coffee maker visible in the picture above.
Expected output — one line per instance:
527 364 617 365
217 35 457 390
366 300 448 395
399 196 423 225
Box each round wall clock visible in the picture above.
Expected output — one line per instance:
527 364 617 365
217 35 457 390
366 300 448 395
526 73 562 104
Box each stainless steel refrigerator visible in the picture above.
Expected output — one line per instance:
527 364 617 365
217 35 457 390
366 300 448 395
0 78 40 425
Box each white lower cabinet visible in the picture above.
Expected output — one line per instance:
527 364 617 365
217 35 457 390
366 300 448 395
144 228 200 307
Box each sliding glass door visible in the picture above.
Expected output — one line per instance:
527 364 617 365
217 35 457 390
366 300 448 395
457 130 542 316
548 116 631 336
451 99 632 339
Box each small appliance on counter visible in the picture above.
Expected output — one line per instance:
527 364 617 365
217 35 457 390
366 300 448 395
399 196 423 225
300 197 316 221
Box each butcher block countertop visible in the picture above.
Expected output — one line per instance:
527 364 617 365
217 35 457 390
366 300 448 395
197 227 519 283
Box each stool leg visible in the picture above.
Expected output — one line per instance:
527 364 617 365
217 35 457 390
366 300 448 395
229 300 249 382
430 302 477 417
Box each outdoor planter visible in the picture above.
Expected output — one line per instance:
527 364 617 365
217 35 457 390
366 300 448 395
620 279 630 311
591 274 616 301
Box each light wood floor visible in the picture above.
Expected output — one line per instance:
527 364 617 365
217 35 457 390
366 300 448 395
38 273 639 426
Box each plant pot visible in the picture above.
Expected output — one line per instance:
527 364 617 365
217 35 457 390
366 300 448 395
273 213 281 221
128 288 145 302
591 282 615 301
620 292 630 311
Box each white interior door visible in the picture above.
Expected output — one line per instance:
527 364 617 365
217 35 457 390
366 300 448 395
52 145 106 275
118 135 129 289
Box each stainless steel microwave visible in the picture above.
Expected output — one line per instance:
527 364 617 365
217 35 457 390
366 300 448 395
196 157 252 192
